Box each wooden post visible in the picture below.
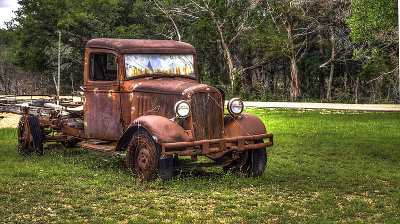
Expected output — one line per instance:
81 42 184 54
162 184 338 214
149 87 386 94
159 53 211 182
398 0 400 102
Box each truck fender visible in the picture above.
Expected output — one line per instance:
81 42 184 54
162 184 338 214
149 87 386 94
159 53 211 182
224 113 267 138
116 115 190 151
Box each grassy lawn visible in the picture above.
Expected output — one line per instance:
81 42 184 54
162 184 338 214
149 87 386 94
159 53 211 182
1 108 400 223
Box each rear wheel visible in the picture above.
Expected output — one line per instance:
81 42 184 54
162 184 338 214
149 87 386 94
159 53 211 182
18 115 43 155
125 130 173 181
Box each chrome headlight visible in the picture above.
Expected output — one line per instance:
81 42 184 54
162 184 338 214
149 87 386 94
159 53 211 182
174 100 190 118
227 98 244 116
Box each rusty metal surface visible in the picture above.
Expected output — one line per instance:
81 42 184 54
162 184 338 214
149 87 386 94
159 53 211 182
132 115 191 143
123 78 200 94
86 38 196 54
121 78 224 141
125 133 159 181
60 123 85 139
119 78 222 136
17 115 34 154
164 133 272 148
190 92 223 140
76 142 116 154
162 133 273 156
224 113 268 138
83 48 123 140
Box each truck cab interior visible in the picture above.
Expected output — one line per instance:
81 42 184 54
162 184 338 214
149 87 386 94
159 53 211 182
89 53 117 81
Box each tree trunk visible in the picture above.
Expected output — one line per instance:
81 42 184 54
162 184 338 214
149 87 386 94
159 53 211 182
371 83 376 103
214 19 235 91
155 0 181 41
289 53 299 101
355 76 359 103
286 22 299 101
217 34 235 90
70 73 75 93
202 0 235 91
326 25 335 101
52 73 58 95
318 33 325 100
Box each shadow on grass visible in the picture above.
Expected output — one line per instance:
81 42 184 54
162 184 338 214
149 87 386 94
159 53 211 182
41 143 251 183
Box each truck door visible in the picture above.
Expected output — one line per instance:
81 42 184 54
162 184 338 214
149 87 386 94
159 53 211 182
83 49 123 140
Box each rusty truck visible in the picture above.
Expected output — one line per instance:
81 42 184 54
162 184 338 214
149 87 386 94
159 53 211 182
13 38 273 180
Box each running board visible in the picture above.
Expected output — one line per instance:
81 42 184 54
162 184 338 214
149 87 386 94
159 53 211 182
76 142 125 157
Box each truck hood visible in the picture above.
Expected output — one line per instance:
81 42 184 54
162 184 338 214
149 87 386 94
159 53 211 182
123 77 219 97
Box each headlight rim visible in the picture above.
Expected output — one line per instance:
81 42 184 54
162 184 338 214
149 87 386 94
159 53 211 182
227 98 244 116
174 100 191 118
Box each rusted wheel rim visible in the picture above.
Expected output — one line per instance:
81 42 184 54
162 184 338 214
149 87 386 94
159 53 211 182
18 116 34 154
137 146 151 170
126 134 158 181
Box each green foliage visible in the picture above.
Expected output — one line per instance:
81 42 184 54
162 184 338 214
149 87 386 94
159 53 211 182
348 0 397 43
347 0 398 103
243 19 289 61
5 0 170 94
0 0 398 101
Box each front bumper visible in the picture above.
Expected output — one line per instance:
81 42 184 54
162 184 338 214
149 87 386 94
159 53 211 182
161 133 273 156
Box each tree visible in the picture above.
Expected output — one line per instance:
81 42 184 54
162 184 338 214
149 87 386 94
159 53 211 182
263 0 318 101
348 0 399 102
311 0 352 101
0 0 398 103
9 0 156 93
166 0 262 91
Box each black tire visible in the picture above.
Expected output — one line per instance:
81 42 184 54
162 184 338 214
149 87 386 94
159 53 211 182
223 140 267 177
247 141 267 177
18 115 43 155
28 116 44 155
125 129 173 181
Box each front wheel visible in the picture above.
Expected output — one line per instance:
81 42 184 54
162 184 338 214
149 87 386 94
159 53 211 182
125 130 173 181
247 145 267 177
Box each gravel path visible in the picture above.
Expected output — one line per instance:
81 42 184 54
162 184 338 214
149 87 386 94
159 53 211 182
0 113 21 128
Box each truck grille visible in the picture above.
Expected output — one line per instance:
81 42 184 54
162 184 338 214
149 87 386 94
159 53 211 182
190 92 224 140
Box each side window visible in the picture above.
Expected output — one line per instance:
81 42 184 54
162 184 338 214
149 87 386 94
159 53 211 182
89 53 118 81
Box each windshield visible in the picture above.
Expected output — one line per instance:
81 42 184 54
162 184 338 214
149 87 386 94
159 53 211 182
125 54 195 78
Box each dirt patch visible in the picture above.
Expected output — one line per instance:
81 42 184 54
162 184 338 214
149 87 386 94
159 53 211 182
0 113 21 128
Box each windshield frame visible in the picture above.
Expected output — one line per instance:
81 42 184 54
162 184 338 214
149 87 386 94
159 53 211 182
123 53 198 81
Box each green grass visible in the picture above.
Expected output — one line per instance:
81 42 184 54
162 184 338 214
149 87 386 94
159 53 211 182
1 108 400 223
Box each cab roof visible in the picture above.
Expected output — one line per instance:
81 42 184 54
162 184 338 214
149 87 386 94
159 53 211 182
86 38 196 54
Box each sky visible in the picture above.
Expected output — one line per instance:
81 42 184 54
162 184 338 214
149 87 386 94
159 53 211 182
0 0 19 29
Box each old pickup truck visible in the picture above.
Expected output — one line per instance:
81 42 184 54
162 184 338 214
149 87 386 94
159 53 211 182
14 38 273 180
